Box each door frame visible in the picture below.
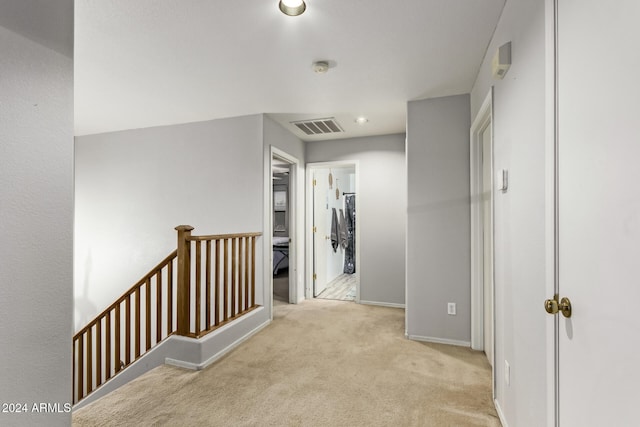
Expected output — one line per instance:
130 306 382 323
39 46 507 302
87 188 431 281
268 146 300 311
470 88 495 388
305 160 360 301
545 0 559 424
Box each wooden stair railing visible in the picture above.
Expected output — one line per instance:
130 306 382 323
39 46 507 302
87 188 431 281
72 226 261 404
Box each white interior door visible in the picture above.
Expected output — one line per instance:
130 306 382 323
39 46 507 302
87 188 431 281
313 170 328 296
557 0 640 424
481 124 493 367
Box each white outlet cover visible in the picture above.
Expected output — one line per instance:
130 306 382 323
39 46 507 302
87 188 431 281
447 303 456 315
505 360 511 386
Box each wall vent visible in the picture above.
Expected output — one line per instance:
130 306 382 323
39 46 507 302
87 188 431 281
291 117 344 136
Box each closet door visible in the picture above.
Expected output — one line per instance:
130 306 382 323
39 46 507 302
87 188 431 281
556 0 640 424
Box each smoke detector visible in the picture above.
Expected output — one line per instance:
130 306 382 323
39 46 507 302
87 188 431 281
313 61 330 74
492 42 512 79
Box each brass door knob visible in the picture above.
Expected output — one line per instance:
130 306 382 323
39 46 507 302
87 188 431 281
544 296 572 318
544 298 559 314
558 297 572 318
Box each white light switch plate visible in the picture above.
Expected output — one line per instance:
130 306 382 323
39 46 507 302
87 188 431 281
498 169 508 192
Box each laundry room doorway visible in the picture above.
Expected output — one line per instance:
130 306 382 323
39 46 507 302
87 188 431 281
307 161 359 302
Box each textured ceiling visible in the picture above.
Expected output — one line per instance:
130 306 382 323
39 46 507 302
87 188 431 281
75 0 505 140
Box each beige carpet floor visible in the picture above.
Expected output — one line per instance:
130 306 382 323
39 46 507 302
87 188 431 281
73 299 500 427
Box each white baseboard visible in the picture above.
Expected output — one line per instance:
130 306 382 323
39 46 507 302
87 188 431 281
166 319 271 371
165 357 199 370
495 398 508 427
359 300 405 309
407 334 471 347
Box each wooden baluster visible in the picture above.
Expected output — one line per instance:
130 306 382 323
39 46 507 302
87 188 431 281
244 237 249 309
96 320 102 387
86 326 93 396
167 261 173 333
105 311 111 380
242 236 249 311
244 236 249 311
135 287 141 358
71 338 78 403
206 240 211 330
125 295 131 365
78 335 84 401
145 278 151 351
239 237 245 312
232 237 237 317
195 240 201 336
238 237 245 314
251 236 256 307
215 239 220 326
115 303 121 372
224 238 229 321
156 271 162 343
175 225 194 336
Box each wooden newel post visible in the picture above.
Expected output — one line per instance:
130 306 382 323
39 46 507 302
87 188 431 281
175 225 194 336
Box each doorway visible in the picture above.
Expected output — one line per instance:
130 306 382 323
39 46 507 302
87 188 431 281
306 162 359 302
270 148 299 306
470 89 495 372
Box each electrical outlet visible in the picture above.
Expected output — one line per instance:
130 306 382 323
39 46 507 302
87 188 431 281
505 360 511 386
447 303 456 315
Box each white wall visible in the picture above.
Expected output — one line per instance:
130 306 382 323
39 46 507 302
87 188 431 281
306 134 406 306
406 94 471 345
0 5 73 425
75 115 265 330
263 115 306 304
470 0 548 425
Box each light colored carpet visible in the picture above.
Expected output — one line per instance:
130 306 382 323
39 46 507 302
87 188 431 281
73 299 500 426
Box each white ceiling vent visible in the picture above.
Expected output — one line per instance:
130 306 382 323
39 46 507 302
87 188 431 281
291 117 344 136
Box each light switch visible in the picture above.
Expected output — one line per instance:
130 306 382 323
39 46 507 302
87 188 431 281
497 169 508 193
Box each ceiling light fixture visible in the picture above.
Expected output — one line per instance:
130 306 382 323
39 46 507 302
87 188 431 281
279 0 306 16
312 61 329 73
355 117 369 125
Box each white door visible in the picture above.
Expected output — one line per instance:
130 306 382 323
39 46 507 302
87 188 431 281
557 0 640 424
481 124 493 367
313 170 328 296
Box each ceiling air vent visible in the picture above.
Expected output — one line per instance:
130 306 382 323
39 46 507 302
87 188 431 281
291 117 344 136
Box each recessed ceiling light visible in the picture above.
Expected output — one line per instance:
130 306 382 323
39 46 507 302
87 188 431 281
355 117 369 125
279 0 306 16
